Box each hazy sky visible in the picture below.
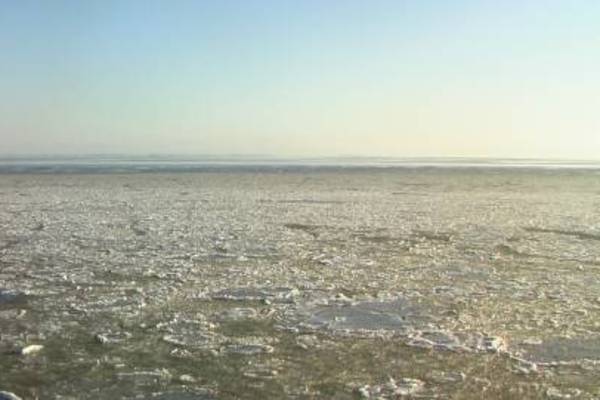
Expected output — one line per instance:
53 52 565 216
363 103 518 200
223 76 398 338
1 1 599 158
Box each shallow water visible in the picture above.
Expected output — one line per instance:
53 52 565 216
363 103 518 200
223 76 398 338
1 168 600 399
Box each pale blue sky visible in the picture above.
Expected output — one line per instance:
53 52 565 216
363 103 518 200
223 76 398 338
1 0 599 158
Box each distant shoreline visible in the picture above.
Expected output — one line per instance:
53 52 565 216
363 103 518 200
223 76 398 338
1 156 600 174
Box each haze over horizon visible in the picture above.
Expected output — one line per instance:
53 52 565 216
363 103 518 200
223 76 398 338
1 1 599 159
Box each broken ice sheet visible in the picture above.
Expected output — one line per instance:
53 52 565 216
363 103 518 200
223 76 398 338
160 322 223 350
220 336 277 355
116 368 172 386
2 169 600 398
215 307 259 321
208 286 299 304
291 298 441 334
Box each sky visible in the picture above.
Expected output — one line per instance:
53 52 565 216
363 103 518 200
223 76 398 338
1 0 599 159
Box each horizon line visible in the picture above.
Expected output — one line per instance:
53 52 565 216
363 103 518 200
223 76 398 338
2 154 600 163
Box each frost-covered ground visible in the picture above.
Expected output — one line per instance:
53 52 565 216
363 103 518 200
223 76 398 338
1 168 600 399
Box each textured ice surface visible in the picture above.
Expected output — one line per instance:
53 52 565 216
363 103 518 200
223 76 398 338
295 298 435 333
209 287 298 303
1 168 600 399
517 337 600 364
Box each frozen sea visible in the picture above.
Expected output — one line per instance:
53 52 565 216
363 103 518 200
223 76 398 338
1 158 600 399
